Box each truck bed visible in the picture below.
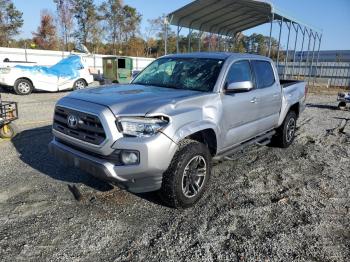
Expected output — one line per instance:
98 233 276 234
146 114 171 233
280 79 304 88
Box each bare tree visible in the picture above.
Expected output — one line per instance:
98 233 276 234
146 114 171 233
53 0 73 51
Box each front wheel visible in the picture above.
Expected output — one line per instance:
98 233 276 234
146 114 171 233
73 79 87 90
0 123 18 139
272 111 297 148
14 79 33 95
160 139 212 208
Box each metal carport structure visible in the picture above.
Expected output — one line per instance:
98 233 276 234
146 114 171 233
166 0 323 81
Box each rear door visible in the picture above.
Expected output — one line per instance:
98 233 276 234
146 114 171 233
221 60 261 148
251 60 282 133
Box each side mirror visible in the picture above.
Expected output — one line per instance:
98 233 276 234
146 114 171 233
226 81 254 93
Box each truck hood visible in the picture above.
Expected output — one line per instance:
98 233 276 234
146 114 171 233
67 84 204 116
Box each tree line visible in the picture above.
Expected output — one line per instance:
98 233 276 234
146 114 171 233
0 0 282 59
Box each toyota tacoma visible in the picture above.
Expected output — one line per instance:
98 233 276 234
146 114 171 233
49 52 307 208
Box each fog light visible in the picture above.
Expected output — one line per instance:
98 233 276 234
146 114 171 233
121 150 139 165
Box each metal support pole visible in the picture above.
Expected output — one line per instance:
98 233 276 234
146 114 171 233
291 24 299 78
188 29 193 52
231 33 237 52
176 26 179 53
298 27 306 77
217 35 221 52
305 30 312 83
276 17 283 73
230 35 234 52
348 67 350 88
340 60 347 87
268 13 274 57
309 33 317 86
164 17 168 55
24 42 28 62
283 21 292 79
315 34 322 79
209 33 213 51
198 31 203 51
225 36 230 52
330 60 337 87
223 36 226 52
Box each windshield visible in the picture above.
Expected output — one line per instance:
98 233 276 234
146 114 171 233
132 57 224 92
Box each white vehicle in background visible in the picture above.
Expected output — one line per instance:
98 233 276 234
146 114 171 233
0 55 94 95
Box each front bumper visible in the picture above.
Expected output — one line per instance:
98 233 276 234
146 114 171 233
0 77 9 86
49 133 178 193
0 73 15 87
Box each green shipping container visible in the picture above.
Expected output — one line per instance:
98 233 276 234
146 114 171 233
102 56 133 84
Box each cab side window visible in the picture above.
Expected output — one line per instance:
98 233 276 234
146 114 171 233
226 60 253 85
251 60 275 88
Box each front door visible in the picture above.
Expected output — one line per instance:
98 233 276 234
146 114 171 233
221 60 261 149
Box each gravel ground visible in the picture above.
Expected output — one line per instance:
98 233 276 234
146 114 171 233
0 87 349 262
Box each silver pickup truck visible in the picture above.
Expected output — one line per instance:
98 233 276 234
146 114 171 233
49 52 307 208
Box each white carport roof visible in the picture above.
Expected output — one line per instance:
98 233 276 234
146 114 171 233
166 0 323 84
168 0 321 36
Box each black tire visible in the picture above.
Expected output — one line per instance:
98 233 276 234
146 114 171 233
160 139 212 208
0 123 18 139
73 79 87 90
272 111 297 148
338 102 347 110
14 79 33 95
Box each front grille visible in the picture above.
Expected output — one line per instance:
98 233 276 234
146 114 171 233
53 106 106 145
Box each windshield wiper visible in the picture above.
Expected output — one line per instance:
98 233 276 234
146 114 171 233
133 82 154 86
134 82 180 90
155 83 180 90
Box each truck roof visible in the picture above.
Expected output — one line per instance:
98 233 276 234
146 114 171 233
164 52 273 61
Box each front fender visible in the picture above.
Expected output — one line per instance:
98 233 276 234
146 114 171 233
151 94 222 145
167 119 219 145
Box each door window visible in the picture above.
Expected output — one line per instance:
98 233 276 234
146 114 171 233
118 59 126 69
251 61 275 88
226 60 253 85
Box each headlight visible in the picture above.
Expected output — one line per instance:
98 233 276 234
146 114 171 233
0 68 11 74
117 117 169 137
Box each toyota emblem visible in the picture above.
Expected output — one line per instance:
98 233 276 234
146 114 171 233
67 114 78 128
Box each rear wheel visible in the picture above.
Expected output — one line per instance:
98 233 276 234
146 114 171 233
73 79 87 90
272 111 297 148
14 79 33 95
0 123 18 139
160 139 212 208
338 101 347 110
